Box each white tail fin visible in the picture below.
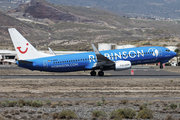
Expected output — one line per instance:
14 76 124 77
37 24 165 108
8 28 52 60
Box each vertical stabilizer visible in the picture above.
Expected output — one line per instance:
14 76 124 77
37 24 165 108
8 28 40 60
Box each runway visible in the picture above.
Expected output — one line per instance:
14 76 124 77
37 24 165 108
0 65 180 79
0 71 180 79
0 97 180 101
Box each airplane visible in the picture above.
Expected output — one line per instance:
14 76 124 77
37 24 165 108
8 28 177 76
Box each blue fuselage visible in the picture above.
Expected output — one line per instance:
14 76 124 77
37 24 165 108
17 46 177 72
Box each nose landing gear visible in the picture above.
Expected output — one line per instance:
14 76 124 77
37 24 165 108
160 63 163 69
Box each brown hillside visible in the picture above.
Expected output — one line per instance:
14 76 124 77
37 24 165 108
7 0 95 23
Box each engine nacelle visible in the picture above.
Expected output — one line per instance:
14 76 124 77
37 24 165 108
114 61 131 71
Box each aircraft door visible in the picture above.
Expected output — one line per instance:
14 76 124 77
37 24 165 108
158 48 162 56
43 60 48 69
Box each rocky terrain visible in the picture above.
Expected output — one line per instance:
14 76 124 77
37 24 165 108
46 0 180 19
0 0 180 51
7 0 95 23
0 66 180 119
0 99 180 119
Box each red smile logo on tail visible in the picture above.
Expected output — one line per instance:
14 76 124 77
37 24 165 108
17 43 29 54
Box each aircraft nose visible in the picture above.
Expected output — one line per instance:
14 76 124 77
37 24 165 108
172 51 177 57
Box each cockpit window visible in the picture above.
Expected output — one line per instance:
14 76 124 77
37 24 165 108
165 49 170 52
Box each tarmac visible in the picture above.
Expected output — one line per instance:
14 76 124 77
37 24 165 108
0 65 180 79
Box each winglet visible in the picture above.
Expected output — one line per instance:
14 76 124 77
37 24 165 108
91 44 100 54
48 47 56 56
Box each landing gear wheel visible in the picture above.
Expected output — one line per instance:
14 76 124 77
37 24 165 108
160 63 163 69
90 70 96 76
98 71 104 76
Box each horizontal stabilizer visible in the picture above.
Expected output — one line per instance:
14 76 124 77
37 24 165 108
3 60 16 63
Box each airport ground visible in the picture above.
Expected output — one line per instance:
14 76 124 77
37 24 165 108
0 66 180 119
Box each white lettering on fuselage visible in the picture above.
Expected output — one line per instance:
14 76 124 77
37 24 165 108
89 50 144 62
89 55 96 62
51 63 78 68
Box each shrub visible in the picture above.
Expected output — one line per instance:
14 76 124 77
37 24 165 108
31 100 43 107
4 100 10 104
8 101 17 107
19 104 23 107
121 100 128 104
109 110 118 119
1 102 8 107
52 113 58 119
139 103 147 110
51 103 57 108
114 117 123 120
102 96 106 105
170 103 177 110
25 100 32 106
0 100 18 107
123 108 136 119
96 101 102 106
18 99 26 106
45 100 51 106
115 108 136 119
165 115 174 120
58 109 77 119
58 101 62 106
137 108 153 119
92 110 108 118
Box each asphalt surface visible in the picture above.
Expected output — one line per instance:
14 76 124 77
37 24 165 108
0 97 180 101
0 65 180 79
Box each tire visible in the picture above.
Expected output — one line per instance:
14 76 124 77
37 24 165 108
98 71 104 76
90 71 96 76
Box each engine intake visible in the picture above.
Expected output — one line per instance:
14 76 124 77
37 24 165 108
114 61 131 71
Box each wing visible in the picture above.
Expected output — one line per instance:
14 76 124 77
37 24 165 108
91 44 114 67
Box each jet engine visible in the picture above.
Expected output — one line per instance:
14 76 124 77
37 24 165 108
114 61 131 71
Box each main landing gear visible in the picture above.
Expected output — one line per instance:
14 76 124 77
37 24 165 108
90 70 104 76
